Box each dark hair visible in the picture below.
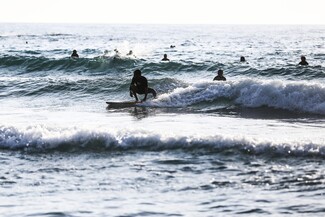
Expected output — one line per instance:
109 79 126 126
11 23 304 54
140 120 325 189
217 69 223 76
134 69 141 76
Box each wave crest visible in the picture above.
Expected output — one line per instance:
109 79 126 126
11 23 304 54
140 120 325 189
0 126 324 158
149 79 325 115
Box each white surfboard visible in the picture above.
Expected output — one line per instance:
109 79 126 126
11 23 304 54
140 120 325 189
106 101 141 108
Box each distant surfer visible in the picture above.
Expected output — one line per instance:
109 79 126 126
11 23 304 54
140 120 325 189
71 50 79 58
213 69 226 81
127 50 136 58
240 56 246 62
114 49 121 56
113 49 121 59
130 69 157 102
299 55 309 65
161 54 170 61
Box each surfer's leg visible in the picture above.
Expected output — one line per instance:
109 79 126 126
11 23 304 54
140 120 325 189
130 85 139 101
148 88 157 98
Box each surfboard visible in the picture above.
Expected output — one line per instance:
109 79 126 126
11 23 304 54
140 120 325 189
106 101 140 108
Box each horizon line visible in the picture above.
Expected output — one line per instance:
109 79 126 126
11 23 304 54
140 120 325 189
1 22 325 26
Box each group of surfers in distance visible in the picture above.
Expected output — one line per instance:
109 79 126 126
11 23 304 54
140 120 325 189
70 49 310 102
71 49 172 62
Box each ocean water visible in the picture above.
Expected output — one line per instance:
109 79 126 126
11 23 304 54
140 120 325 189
0 23 325 216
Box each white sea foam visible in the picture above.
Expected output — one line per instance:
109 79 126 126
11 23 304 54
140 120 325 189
148 79 325 114
0 125 324 157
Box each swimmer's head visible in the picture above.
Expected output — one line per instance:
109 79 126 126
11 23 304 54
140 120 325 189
301 55 306 61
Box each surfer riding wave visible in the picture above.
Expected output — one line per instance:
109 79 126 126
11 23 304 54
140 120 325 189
130 69 157 102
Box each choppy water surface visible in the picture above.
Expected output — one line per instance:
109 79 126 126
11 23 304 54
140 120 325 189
0 24 325 216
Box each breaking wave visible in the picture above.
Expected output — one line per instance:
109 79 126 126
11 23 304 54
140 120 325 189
0 126 324 158
148 79 325 115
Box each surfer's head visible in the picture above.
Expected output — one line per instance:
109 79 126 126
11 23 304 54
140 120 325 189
240 56 246 62
134 69 141 77
217 69 223 76
301 55 306 61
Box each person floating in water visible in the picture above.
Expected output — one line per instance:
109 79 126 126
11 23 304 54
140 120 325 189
299 55 309 65
130 69 157 102
161 54 170 61
71 50 79 58
240 56 246 62
113 49 121 59
126 50 136 58
213 69 226 81
114 49 120 55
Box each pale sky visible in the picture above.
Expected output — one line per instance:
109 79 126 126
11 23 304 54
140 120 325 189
1 0 325 24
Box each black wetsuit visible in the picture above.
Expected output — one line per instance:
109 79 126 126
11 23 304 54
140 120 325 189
213 75 226 81
299 61 308 66
131 75 148 94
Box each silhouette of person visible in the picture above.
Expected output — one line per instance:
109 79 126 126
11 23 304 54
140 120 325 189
130 69 157 102
127 50 133 56
162 54 170 61
114 49 120 55
240 56 246 62
213 69 226 81
71 50 79 58
113 49 121 59
299 56 309 65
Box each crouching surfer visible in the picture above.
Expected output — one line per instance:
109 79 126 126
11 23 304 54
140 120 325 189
130 69 157 102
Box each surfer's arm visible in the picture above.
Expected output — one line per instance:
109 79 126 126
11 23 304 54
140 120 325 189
130 77 136 86
129 77 136 97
